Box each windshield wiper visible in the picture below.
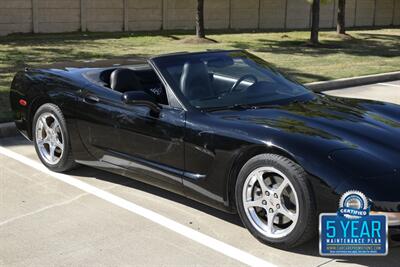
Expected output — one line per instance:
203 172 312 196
203 104 255 112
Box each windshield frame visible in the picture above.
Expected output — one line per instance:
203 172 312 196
150 50 314 112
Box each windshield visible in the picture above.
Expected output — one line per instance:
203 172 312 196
152 51 314 110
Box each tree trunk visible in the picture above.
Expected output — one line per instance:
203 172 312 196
196 0 205 38
310 0 320 45
337 0 346 34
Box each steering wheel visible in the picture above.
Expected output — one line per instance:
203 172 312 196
229 74 258 93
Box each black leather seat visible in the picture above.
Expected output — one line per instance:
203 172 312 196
110 68 144 93
180 60 214 100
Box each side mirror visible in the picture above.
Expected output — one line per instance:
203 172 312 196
122 91 161 116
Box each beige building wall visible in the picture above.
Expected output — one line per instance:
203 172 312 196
230 0 259 29
1 0 400 36
286 0 311 29
395 0 400 25
355 0 375 26
164 0 196 30
0 0 32 35
259 0 286 29
86 0 124 32
127 0 162 31
37 0 81 33
345 0 357 27
375 0 394 25
204 0 229 29
394 0 400 25
320 0 335 28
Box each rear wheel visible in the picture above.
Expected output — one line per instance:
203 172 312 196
235 154 316 248
33 103 77 172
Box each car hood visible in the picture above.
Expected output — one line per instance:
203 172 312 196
210 95 400 171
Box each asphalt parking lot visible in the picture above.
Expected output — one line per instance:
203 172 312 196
1 81 400 267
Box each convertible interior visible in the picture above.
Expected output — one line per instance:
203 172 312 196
88 66 169 105
83 59 279 108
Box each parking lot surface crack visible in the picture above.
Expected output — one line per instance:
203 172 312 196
316 259 335 267
0 192 89 227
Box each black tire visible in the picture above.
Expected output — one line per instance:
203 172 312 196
32 103 78 172
235 153 316 248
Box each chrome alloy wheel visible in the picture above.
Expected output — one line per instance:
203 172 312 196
242 167 299 239
35 112 64 165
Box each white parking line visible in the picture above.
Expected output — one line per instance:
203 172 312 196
0 146 276 267
377 83 400 88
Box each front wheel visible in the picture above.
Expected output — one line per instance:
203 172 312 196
33 103 78 172
235 154 316 248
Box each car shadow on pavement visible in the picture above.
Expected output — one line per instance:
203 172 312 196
69 166 400 267
1 136 399 266
67 165 244 227
0 136 239 228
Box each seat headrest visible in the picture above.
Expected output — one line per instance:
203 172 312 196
110 68 143 93
180 60 213 100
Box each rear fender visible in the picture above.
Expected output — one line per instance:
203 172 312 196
10 70 47 140
10 69 94 162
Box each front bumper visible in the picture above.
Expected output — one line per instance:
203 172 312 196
370 211 400 227
370 211 400 246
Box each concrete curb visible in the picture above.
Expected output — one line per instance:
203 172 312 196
0 122 18 139
306 71 400 92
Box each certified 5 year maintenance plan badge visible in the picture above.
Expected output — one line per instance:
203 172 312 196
319 190 388 256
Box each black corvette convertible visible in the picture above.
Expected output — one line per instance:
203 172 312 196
10 50 400 248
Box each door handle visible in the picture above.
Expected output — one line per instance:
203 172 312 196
83 94 100 104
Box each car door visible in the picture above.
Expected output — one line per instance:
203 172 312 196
112 102 185 193
75 81 185 194
74 83 122 162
